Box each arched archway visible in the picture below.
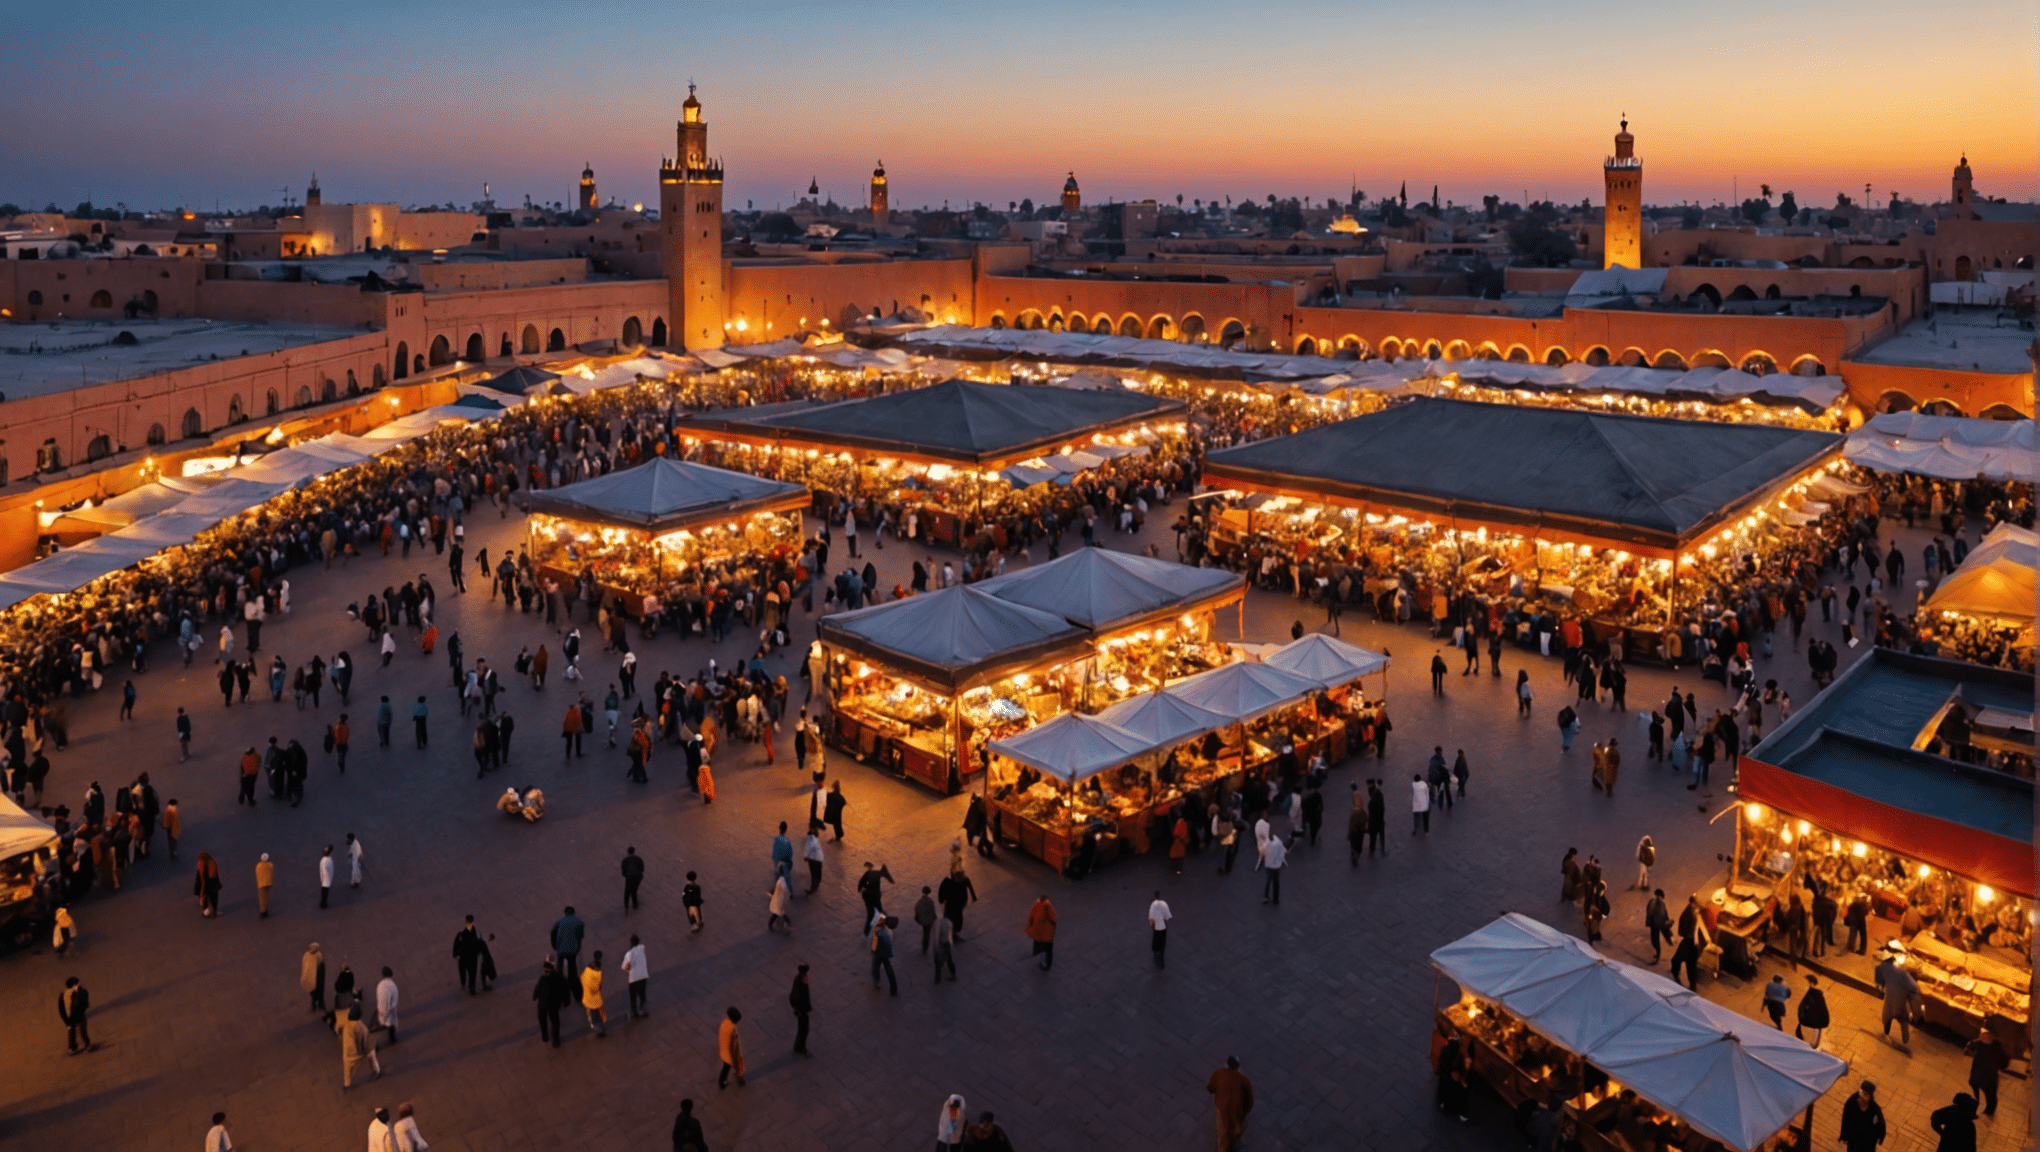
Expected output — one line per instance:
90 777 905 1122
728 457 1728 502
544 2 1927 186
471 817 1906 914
1337 336 1366 360
428 335 453 366
1047 313 1066 333
1978 404 2026 421
141 290 158 313
1875 391 1916 414
1788 356 1826 377
90 289 113 309
1921 399 1964 417
146 423 165 446
1444 340 1473 360
296 384 314 407
1954 256 1973 281
1218 320 1246 349
1119 314 1142 337
1475 343 1502 361
1506 345 1531 363
1690 350 1732 369
1017 310 1044 331
1583 346 1611 367
180 407 203 439
1146 315 1173 341
651 318 668 346
499 334 513 357
372 364 386 388
621 316 643 346
464 333 485 362
989 313 1007 330
321 377 337 402
1727 285 1759 303
1091 316 1112 335
86 434 112 462
1688 284 1721 309
1179 314 1206 343
1653 351 1687 371
521 325 541 354
346 369 359 395
1739 352 1777 376
1423 340 1443 360
1544 347 1569 366
227 394 245 423
1380 338 1404 360
1295 337 1317 356
393 341 409 378
547 328 566 351
1617 347 1647 367
266 389 280 415
1064 312 1086 332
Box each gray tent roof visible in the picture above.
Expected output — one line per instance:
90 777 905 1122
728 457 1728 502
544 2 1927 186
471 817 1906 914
975 548 1242 630
524 458 808 533
688 380 1183 466
1204 398 1841 550
479 365 562 395
820 586 1089 694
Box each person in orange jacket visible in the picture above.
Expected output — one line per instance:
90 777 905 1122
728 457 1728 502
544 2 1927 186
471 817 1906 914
1025 895 1057 971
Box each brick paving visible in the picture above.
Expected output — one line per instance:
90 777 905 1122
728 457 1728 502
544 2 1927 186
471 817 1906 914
0 504 2026 1151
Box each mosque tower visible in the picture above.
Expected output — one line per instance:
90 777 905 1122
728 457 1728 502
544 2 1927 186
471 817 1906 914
305 174 321 207
1062 172 1081 216
870 161 888 226
659 83 726 350
579 163 598 211
1952 155 1974 209
1602 118 1642 269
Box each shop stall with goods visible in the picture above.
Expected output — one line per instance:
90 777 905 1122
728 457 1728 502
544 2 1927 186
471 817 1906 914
1431 914 1845 1152
685 380 1186 547
523 457 809 615
1736 649 2032 1046
1917 523 2036 671
1201 398 1845 660
817 548 1246 794
983 633 1388 872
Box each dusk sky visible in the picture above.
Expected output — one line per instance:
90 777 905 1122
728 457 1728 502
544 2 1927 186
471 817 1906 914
8 0 2034 216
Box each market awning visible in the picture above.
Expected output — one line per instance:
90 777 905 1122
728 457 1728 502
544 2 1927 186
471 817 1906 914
1203 398 1842 554
685 379 1184 468
1923 523 2036 624
985 711 1152 783
976 547 1244 632
0 793 57 861
524 458 809 534
1162 660 1322 723
1261 633 1390 688
478 365 562 395
1093 689 1230 748
820 586 1090 695
1845 412 2037 481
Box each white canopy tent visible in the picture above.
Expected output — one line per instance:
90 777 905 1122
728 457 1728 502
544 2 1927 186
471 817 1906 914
1923 522 2037 623
1261 633 1391 689
1093 690 1230 749
984 711 1152 783
1845 412 2037 480
0 793 57 862
1161 660 1322 724
1432 915 1845 1152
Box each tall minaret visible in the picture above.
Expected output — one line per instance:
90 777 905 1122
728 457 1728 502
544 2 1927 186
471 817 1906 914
1602 117 1642 269
870 160 888 225
1952 155 1974 210
659 83 725 350
305 174 322 207
1062 172 1082 216
579 163 598 211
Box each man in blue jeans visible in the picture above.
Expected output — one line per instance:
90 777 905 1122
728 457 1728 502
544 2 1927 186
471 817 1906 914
551 905 585 987
869 917 898 995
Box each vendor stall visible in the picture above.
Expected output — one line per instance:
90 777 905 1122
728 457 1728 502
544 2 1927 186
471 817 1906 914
1202 398 1846 654
1737 649 2033 1044
1919 523 2037 671
523 457 808 615
685 380 1185 548
1431 914 1845 1152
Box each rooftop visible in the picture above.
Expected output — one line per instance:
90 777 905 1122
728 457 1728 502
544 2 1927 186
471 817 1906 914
1851 311 2036 375
0 319 359 397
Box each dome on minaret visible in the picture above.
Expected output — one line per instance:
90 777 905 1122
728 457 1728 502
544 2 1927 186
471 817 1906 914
873 160 886 179
1063 172 1080 193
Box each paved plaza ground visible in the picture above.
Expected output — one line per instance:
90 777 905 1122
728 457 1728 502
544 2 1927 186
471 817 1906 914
0 501 2027 1151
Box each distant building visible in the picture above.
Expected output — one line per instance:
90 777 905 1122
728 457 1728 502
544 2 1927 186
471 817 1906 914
1603 119 1642 269
870 161 888 226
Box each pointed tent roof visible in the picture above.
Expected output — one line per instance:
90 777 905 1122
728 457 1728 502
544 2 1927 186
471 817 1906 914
1924 523 2036 623
986 711 1151 783
1262 633 1391 688
479 365 562 396
976 548 1242 631
687 380 1183 468
1093 689 1230 748
524 457 808 533
1203 398 1840 552
1162 660 1322 723
820 586 1089 694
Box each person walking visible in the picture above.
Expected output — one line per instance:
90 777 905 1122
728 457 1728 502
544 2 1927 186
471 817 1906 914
302 942 327 1012
1410 774 1430 834
1643 888 1671 963
1964 1027 2008 1117
937 1095 968 1151
1796 974 1831 1049
1633 835 1655 891
580 951 607 1037
802 829 824 894
1929 1093 1978 1152
452 916 484 995
193 851 223 916
683 872 704 933
913 886 938 954
869 915 898 995
767 874 793 933
346 833 365 889
1148 892 1172 968
788 964 812 1054
1429 650 1447 696
1025 895 1057 971
206 1113 233 1152
621 847 645 912
1838 1081 1884 1152
1208 1056 1254 1152
551 906 586 987
1669 895 1705 991
932 914 957 984
392 1102 429 1152
255 853 275 917
532 960 569 1047
376 696 393 748
163 798 180 859
717 1006 746 1088
333 715 350 772
58 976 93 1055
375 967 400 1044
1557 703 1578 750
411 696 429 748
771 822 795 889
1260 835 1286 905
338 1003 379 1088
1875 943 1922 1047
1762 974 1792 1028
177 707 192 762
672 1099 707 1152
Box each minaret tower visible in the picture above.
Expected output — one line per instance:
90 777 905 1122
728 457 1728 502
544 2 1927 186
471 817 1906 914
1062 172 1081 216
870 161 888 225
579 163 598 211
1952 155 1974 210
659 83 725 350
305 174 322 207
1602 117 1642 269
